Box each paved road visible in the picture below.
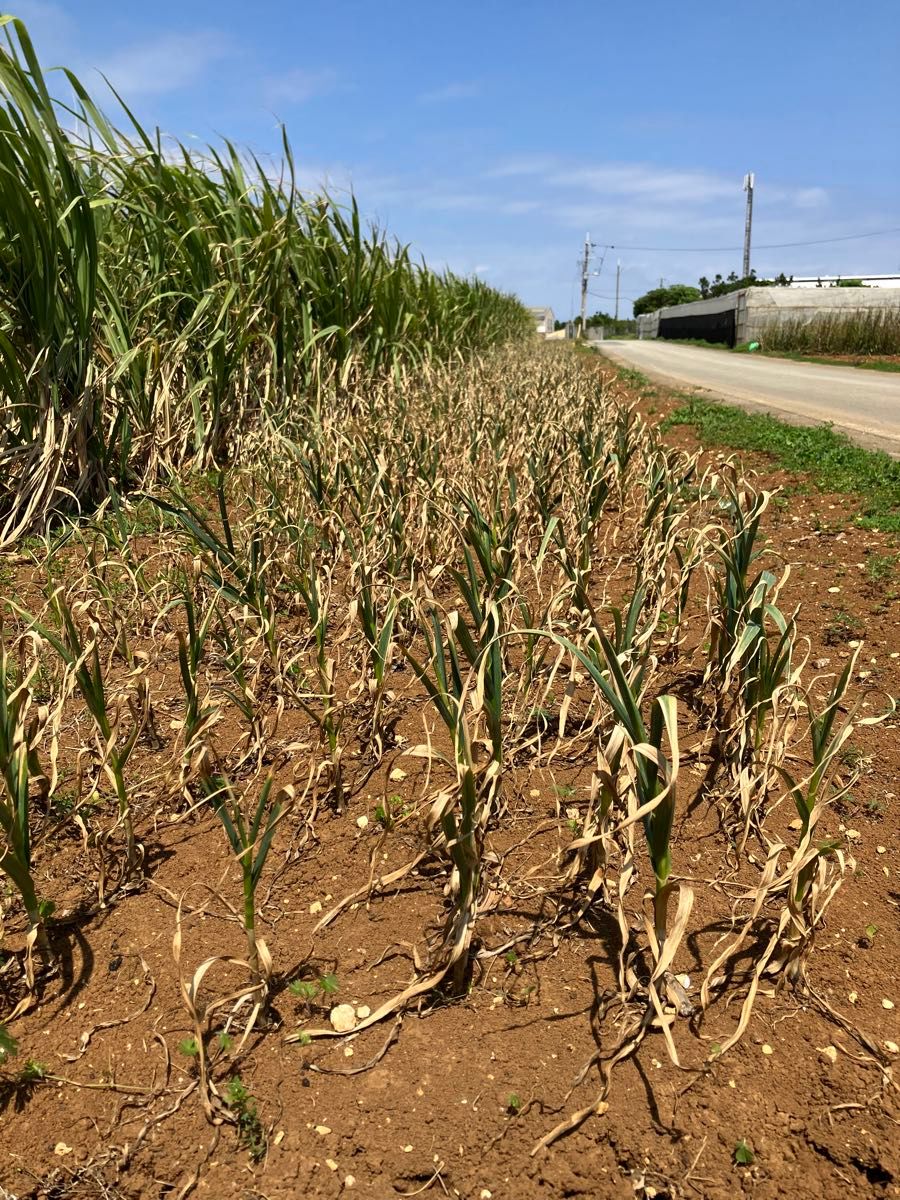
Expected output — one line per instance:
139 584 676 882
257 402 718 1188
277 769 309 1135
598 339 900 455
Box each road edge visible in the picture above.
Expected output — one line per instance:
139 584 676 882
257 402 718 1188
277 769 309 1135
594 342 900 459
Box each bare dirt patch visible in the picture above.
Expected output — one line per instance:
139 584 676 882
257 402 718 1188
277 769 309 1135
1 352 898 1200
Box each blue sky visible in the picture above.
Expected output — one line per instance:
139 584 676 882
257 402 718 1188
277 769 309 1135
12 0 900 317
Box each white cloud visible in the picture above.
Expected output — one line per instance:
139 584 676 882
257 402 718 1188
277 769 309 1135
264 67 339 106
499 199 542 215
486 155 830 216
1 1 75 62
547 163 738 205
418 81 480 104
793 187 828 209
484 154 557 179
96 31 233 98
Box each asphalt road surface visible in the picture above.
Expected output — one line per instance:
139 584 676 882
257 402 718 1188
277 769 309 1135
598 339 900 456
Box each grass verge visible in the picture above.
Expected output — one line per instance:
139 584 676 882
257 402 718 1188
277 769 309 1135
662 395 900 533
750 350 900 373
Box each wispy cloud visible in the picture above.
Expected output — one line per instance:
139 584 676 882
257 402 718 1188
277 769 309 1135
5 0 72 37
418 81 480 104
264 67 339 106
4 1 75 60
499 199 542 215
551 164 737 204
484 154 558 179
793 187 828 209
96 31 233 98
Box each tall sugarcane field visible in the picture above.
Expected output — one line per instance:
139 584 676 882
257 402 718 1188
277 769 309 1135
0 16 898 1200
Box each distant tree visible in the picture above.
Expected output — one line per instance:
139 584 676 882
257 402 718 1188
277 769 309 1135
632 284 701 317
557 311 638 336
835 278 865 287
699 270 793 298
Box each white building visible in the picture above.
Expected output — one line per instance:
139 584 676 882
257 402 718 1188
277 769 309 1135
782 274 900 289
528 306 555 336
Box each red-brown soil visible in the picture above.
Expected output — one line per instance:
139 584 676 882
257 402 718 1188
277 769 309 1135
0 367 898 1200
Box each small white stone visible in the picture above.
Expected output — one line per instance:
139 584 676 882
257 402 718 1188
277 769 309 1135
761 1043 774 1055
356 815 369 829
827 586 841 593
846 829 861 840
356 1005 371 1019
326 1159 338 1171
389 767 407 782
885 1041 898 1054
344 1177 356 1190
818 1045 838 1064
309 900 323 915
315 1125 332 1136
329 1004 357 1032
883 999 895 1010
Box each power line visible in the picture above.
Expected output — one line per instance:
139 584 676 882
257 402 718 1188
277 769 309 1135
588 290 640 303
597 226 900 253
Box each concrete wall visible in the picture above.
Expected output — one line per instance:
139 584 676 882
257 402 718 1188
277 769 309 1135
638 292 734 339
637 311 659 338
638 286 900 344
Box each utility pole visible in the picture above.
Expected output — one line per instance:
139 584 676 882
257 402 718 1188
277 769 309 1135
614 260 621 320
579 232 591 337
742 172 755 278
